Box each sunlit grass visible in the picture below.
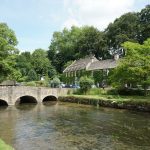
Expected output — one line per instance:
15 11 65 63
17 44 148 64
0 139 14 150
67 88 150 103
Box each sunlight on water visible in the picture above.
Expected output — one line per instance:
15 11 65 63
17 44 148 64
0 102 150 150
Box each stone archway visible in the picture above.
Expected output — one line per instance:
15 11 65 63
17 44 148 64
15 95 38 105
0 99 8 107
42 95 57 105
42 95 57 102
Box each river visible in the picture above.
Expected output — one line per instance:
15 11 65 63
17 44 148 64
0 102 150 150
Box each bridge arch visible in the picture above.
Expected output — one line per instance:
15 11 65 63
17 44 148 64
42 95 57 102
0 99 8 106
15 95 38 105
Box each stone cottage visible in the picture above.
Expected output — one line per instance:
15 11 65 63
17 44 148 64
63 55 119 86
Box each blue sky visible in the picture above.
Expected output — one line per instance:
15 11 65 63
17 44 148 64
0 0 149 52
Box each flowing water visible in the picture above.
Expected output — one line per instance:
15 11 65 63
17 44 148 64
0 102 150 150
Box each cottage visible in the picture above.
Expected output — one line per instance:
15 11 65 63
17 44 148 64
63 55 119 85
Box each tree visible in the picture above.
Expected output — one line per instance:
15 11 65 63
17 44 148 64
27 69 38 81
48 26 81 73
31 49 51 78
105 12 139 55
138 5 150 43
76 26 109 59
48 26 109 73
16 52 32 81
0 23 19 82
109 38 150 96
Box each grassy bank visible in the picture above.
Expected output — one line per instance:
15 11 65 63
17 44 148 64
0 139 14 150
59 88 150 112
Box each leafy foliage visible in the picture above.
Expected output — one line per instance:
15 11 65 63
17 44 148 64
50 77 61 88
93 70 104 85
48 26 109 73
0 5 150 90
0 23 19 82
31 49 51 77
79 76 94 94
109 38 150 95
105 12 139 54
138 5 150 43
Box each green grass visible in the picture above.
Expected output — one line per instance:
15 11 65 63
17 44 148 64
69 88 150 103
68 94 150 102
0 139 14 150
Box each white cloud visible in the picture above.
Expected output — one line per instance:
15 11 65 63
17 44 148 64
63 0 135 30
62 18 80 29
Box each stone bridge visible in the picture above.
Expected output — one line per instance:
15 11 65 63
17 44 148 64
0 86 70 106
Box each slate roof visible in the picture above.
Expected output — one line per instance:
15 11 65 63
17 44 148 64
63 56 97 73
63 56 119 73
87 59 118 71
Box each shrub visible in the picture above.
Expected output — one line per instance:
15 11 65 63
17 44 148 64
117 88 145 96
50 77 60 88
79 76 94 94
73 88 82 95
87 88 106 95
35 80 48 87
107 89 118 95
24 81 36 86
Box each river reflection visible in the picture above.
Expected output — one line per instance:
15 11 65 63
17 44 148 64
0 102 150 150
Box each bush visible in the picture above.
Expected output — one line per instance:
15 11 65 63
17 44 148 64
73 88 105 95
107 89 118 95
35 80 48 87
24 81 36 86
50 77 60 88
87 88 106 95
79 76 94 94
117 88 145 96
73 88 82 95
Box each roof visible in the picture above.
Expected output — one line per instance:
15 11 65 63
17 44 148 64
63 56 119 73
87 59 118 71
63 56 97 73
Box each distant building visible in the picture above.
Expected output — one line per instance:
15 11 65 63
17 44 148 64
63 55 120 85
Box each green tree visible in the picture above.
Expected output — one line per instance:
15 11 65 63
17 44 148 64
76 26 109 59
16 52 32 81
27 69 38 81
138 5 150 43
48 26 109 73
105 12 139 54
0 23 19 82
31 49 51 78
110 38 150 96
48 26 81 73
79 76 94 94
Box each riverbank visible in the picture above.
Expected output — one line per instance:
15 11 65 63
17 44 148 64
58 95 150 112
